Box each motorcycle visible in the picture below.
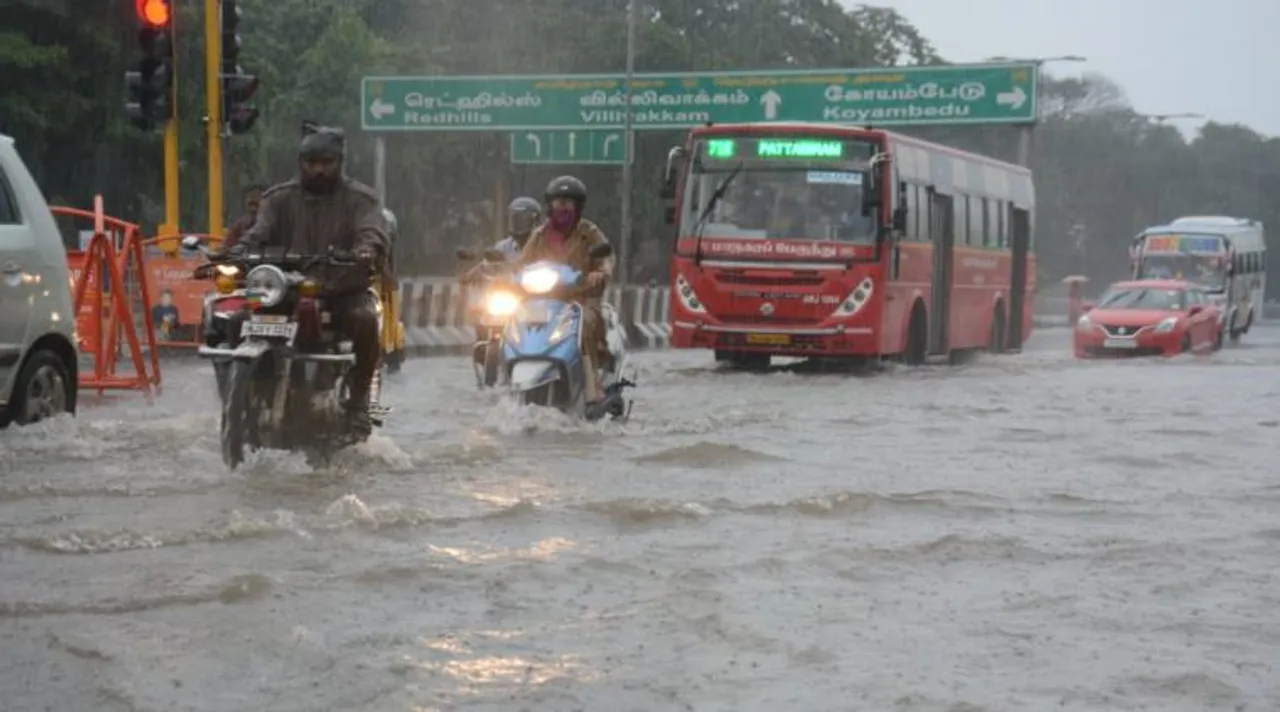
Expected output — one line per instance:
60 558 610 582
499 242 634 421
457 247 520 388
183 236 389 469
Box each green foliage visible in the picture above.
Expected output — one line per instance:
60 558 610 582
4 0 1278 289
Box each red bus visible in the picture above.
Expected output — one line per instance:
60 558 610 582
658 122 1036 367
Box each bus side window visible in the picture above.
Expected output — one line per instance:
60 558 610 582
955 196 969 245
981 198 993 248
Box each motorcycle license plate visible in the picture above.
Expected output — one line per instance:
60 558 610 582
520 303 550 324
1103 337 1136 349
241 317 298 340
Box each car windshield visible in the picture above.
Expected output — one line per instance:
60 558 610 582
680 136 879 244
1137 253 1226 290
1098 287 1186 310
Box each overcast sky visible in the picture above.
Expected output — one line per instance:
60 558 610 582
852 0 1280 137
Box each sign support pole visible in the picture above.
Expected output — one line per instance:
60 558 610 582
617 0 638 286
204 0 225 237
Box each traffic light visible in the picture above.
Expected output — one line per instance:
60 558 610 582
220 0 260 134
124 0 175 131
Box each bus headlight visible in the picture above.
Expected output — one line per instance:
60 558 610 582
675 274 705 313
831 277 875 317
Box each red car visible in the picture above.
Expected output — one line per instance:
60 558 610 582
1074 279 1223 358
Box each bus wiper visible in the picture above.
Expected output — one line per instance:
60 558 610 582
692 160 744 267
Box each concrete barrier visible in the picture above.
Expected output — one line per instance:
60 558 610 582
398 278 673 355
397 277 1075 355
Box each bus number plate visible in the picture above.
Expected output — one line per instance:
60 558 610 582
746 333 791 346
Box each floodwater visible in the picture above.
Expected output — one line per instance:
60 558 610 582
2 327 1278 712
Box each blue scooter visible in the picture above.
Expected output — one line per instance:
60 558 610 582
500 242 634 421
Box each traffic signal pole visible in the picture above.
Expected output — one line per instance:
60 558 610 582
204 0 225 237
160 4 179 239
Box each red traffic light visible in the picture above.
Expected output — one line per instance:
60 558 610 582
136 0 171 27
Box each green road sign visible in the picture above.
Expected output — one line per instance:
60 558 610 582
510 129 628 165
362 62 1038 132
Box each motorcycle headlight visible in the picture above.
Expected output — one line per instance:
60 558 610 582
520 267 560 294
485 290 521 317
244 264 287 307
1154 316 1178 333
216 264 239 277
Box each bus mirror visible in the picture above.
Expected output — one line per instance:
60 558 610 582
862 153 888 217
892 206 907 232
664 206 676 224
661 146 686 199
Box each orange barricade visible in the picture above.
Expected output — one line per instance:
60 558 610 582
142 233 225 348
56 196 162 399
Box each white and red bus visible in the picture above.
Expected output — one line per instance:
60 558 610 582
658 122 1036 367
1130 216 1266 342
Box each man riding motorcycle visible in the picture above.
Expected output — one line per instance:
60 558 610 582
515 176 613 407
231 125 389 421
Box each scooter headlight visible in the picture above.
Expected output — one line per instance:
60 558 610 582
485 290 521 317
520 267 559 294
244 265 287 306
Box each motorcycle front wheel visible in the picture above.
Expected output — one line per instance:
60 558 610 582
221 360 259 470
483 341 501 387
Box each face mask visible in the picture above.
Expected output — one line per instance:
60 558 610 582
549 205 577 231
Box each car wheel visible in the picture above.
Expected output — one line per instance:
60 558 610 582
7 349 74 426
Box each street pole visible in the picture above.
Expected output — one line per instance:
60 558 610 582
1139 112 1203 221
204 0 225 236
617 0 638 285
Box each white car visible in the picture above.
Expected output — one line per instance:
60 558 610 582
0 133 78 426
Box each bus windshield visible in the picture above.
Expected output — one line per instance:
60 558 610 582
1134 232 1227 290
680 136 880 244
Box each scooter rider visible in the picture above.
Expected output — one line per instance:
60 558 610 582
515 176 613 408
466 197 544 345
493 196 542 261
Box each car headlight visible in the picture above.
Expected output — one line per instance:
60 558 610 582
675 273 705 313
1076 314 1092 330
485 290 521 317
520 267 559 294
1154 316 1178 333
244 264 287 307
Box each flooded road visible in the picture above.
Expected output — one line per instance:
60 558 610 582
3 327 1279 712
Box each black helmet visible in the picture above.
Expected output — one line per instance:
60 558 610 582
544 175 587 206
507 196 542 236
299 124 345 160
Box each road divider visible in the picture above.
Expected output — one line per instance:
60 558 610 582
397 277 1070 355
